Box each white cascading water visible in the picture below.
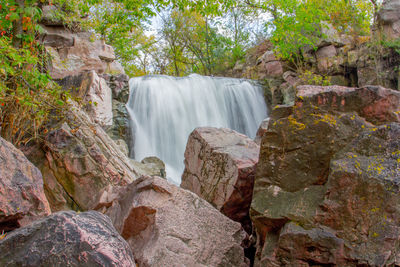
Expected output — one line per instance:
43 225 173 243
126 74 268 184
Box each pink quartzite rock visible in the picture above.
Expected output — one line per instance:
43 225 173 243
296 85 400 125
251 84 400 266
0 137 50 232
94 176 249 267
0 211 136 266
181 127 259 233
40 104 152 211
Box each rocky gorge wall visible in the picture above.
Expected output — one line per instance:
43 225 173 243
1 2 400 267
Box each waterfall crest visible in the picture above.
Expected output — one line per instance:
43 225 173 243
126 74 268 184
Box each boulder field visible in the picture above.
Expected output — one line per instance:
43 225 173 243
1 83 399 267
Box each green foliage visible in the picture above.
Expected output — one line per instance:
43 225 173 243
0 37 69 145
381 38 400 55
299 70 331 86
264 0 374 63
0 0 70 145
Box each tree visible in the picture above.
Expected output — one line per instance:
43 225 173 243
242 0 375 63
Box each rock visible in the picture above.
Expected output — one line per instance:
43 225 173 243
279 82 296 105
274 223 346 266
56 71 113 127
318 22 353 47
0 137 51 232
141 157 166 178
255 118 270 145
251 84 400 266
103 73 130 103
94 176 249 267
314 123 400 266
46 37 117 79
263 61 284 78
114 139 129 157
316 45 337 59
315 45 342 74
40 5 63 26
24 104 150 211
84 71 113 127
107 99 131 146
181 127 259 232
98 43 116 62
261 77 285 106
347 49 359 68
256 50 284 78
258 51 278 64
0 211 135 266
296 85 400 125
42 32 74 48
282 71 299 85
107 60 126 75
234 61 245 72
378 0 400 39
329 75 348 86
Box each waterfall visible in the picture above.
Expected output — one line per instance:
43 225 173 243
126 74 268 184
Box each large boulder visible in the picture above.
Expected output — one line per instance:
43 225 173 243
93 176 249 267
181 127 259 232
0 211 135 266
251 85 400 266
23 104 152 212
377 0 400 39
0 137 51 232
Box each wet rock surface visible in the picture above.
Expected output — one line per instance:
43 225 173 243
0 211 135 266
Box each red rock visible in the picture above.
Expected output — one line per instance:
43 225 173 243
94 176 249 267
0 211 135 266
0 137 51 232
264 61 284 77
181 127 259 232
296 85 400 124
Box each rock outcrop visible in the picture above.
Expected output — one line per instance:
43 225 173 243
102 73 133 151
56 70 113 128
93 176 249 267
23 104 152 212
0 211 135 266
181 127 259 232
0 137 51 232
42 24 124 79
251 85 400 266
